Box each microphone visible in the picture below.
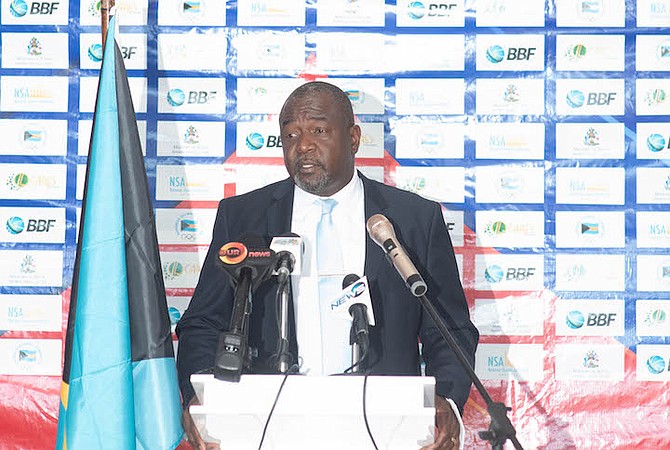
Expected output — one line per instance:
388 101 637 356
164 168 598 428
330 274 376 325
214 235 275 382
366 214 428 297
336 274 374 370
218 235 275 291
270 234 304 283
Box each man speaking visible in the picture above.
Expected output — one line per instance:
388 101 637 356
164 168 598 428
176 81 479 449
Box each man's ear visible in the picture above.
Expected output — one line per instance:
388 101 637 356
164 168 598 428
350 124 362 155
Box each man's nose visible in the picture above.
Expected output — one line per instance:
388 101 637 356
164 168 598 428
295 133 316 152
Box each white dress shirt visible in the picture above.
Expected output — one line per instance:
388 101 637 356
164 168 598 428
290 172 366 375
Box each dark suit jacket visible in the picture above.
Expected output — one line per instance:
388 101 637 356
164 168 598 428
176 172 479 411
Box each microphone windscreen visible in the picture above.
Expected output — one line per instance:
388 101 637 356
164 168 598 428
366 214 396 247
342 273 361 289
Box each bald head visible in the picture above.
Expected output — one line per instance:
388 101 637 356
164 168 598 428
279 81 355 128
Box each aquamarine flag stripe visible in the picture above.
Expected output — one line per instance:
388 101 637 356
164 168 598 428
57 17 136 450
132 358 183 450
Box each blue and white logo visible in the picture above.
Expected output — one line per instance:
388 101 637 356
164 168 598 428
486 45 505 64
167 89 186 107
566 310 585 329
566 90 585 108
87 43 103 62
9 0 29 17
245 132 265 151
407 1 426 19
6 216 25 234
646 355 666 375
484 265 504 283
647 133 666 152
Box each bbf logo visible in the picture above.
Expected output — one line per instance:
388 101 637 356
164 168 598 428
9 0 59 16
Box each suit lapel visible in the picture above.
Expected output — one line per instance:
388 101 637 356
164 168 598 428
266 178 295 236
361 173 390 282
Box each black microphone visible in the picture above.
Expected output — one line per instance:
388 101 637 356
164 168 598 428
214 235 275 382
270 234 303 284
342 274 371 359
366 214 428 297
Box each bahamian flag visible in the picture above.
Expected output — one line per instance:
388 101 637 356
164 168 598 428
56 15 183 450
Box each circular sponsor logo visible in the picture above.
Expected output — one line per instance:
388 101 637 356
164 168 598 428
647 133 666 152
6 216 25 234
566 90 585 108
167 89 186 107
10 0 29 17
649 309 667 324
486 45 505 64
219 242 248 265
407 1 426 19
88 43 103 62
646 355 666 375
568 44 587 59
168 306 181 325
485 221 507 235
164 261 184 280
566 310 585 329
484 265 504 283
7 173 29 190
245 132 265 151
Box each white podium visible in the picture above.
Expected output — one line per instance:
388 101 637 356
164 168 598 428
190 374 436 450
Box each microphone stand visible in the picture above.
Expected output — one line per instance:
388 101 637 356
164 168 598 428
416 293 523 450
276 275 292 374
213 266 253 383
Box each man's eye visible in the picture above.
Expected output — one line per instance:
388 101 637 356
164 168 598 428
314 128 326 134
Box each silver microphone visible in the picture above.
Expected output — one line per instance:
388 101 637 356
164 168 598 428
366 214 428 297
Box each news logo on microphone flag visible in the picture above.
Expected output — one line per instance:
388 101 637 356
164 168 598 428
56 15 183 450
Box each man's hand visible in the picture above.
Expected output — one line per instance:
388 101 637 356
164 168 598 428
419 395 461 450
182 398 221 450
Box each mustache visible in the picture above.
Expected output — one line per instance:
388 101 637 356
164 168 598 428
293 158 324 170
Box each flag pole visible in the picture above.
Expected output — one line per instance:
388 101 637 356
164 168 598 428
101 0 114 47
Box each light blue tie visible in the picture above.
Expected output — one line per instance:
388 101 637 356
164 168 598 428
316 198 342 274
315 198 349 374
